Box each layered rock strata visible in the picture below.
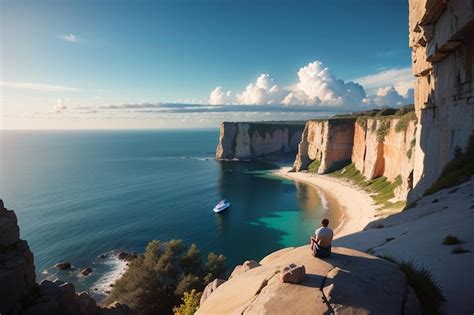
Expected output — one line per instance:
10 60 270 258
292 118 355 174
352 117 417 200
408 0 474 201
197 245 420 314
216 122 305 160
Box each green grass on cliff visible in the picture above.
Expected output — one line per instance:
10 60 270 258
330 164 403 209
378 255 445 315
424 134 474 196
308 160 321 172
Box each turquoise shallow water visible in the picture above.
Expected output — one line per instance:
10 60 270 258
0 129 340 298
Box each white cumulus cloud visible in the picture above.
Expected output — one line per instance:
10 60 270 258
207 61 369 108
209 87 234 105
363 86 414 107
236 74 285 105
283 61 366 106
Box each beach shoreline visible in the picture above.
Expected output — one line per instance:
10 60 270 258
274 167 377 239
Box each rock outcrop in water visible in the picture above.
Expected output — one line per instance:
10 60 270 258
292 118 355 173
408 0 474 201
197 245 420 314
216 122 305 160
0 200 132 315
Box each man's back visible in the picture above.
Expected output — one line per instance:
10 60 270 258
315 226 333 248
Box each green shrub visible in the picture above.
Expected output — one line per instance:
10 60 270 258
406 138 416 159
308 160 321 172
395 111 417 133
173 289 202 315
424 135 474 195
356 117 368 132
330 164 402 208
376 119 391 142
442 235 463 245
378 256 445 315
109 240 226 315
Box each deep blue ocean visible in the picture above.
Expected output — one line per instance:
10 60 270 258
0 129 340 298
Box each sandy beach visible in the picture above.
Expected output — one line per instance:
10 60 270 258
275 167 378 239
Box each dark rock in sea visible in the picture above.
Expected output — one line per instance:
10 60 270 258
117 251 137 261
55 262 72 270
99 254 107 259
80 268 92 276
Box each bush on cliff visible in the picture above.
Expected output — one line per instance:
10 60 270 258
379 256 444 315
109 240 226 315
173 289 201 315
424 134 474 195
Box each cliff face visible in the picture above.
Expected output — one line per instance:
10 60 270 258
352 117 417 200
408 0 474 201
216 122 304 160
293 119 355 174
0 200 132 315
0 201 36 315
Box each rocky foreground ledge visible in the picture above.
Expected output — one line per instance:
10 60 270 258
0 200 132 315
197 245 420 314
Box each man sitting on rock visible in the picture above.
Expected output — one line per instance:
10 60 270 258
310 218 333 258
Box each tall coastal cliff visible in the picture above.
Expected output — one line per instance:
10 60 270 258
216 122 305 160
290 110 417 200
292 118 355 174
408 0 474 201
352 115 417 200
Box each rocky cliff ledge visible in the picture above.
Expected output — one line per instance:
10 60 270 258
0 200 132 315
292 118 355 174
197 245 420 314
216 122 305 160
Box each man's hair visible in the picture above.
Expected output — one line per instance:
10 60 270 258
321 219 329 227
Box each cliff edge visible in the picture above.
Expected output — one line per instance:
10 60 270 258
197 245 420 315
216 122 305 160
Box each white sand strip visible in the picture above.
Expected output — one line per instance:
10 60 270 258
274 167 377 239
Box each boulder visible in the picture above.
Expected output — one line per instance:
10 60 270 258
229 260 261 279
0 209 20 247
77 291 98 314
197 245 419 315
117 252 137 261
55 262 72 270
101 302 133 315
81 267 93 276
279 264 305 284
200 279 226 305
0 240 36 315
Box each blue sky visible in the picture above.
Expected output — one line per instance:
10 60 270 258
1 0 413 129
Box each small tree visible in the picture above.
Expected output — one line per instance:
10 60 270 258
173 289 202 315
109 240 226 315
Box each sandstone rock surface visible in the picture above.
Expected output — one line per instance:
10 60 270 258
293 118 355 173
197 245 417 315
351 117 417 200
216 122 304 160
408 0 474 201
279 264 305 284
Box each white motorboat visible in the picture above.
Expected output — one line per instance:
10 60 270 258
213 199 230 213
